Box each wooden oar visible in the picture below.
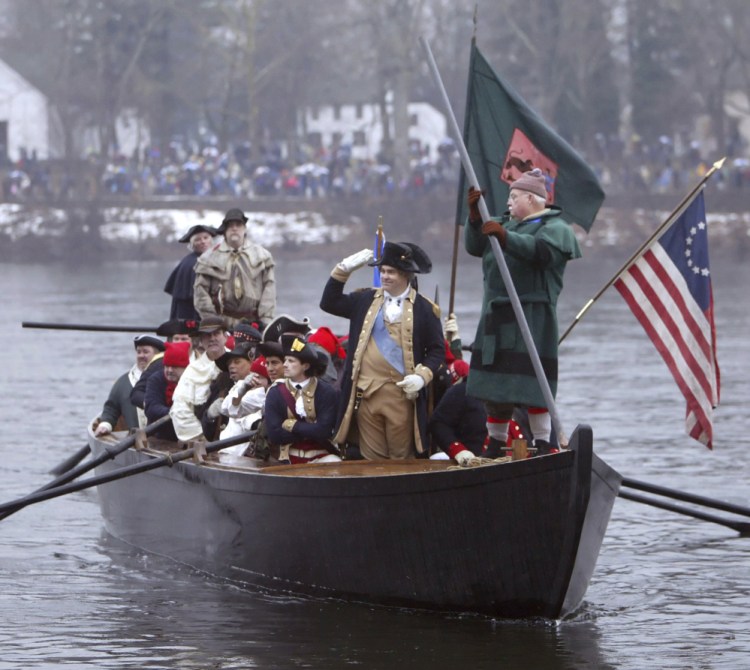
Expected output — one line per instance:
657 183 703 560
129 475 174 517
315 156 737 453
618 490 750 536
0 415 171 522
22 321 158 333
0 429 257 520
621 477 750 519
49 444 91 475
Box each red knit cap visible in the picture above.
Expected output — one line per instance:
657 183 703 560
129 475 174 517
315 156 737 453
250 355 269 380
510 168 548 199
163 341 191 368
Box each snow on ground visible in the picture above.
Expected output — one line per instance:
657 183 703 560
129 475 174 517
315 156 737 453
0 202 747 253
100 208 354 247
0 204 357 248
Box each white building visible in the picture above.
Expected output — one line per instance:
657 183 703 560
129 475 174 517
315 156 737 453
301 97 447 163
0 58 63 161
0 57 150 163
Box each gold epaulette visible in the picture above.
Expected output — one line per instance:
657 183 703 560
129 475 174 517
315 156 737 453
421 296 441 319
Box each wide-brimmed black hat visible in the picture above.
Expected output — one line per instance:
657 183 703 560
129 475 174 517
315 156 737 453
216 341 254 372
133 334 165 351
177 224 219 244
217 208 248 234
281 333 327 374
262 314 311 343
368 241 432 274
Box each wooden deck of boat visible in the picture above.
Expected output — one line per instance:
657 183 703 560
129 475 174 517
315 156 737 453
214 454 468 476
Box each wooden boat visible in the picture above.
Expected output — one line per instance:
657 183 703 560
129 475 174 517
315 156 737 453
88 422 621 620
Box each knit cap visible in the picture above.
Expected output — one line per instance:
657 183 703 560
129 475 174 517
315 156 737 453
510 168 548 199
163 341 191 368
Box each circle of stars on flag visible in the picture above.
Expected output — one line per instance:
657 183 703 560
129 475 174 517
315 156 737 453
684 219 710 277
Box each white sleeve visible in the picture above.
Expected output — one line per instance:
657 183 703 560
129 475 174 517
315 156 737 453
237 386 266 417
169 374 205 442
222 381 247 418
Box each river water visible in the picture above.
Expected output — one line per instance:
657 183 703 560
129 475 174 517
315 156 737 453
0 248 748 669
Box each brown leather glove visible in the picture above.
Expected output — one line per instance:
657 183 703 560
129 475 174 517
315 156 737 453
467 186 485 223
481 220 507 247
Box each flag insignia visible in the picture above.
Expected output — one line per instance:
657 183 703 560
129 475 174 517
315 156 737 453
501 128 559 200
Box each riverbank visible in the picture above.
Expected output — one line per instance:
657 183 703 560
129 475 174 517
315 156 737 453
0 192 748 263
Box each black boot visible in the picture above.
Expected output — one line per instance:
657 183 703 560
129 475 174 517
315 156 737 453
484 437 504 459
534 439 554 456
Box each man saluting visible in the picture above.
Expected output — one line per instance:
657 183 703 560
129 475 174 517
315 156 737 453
320 241 444 460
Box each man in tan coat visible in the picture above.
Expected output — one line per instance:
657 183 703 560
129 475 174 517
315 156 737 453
193 208 276 329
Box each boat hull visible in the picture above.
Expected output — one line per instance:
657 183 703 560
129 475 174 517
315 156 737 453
90 424 620 619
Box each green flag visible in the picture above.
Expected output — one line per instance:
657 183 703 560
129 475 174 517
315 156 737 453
455 43 605 232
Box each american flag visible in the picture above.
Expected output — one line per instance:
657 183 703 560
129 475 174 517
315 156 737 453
614 192 720 448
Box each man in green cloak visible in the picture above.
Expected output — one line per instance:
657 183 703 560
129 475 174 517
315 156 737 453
464 168 581 456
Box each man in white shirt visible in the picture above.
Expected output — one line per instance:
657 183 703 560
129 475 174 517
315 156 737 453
169 316 229 443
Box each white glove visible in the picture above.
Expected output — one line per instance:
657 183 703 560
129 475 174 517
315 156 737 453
444 313 460 341
205 396 224 420
396 374 425 396
94 421 113 436
454 449 476 466
337 248 374 273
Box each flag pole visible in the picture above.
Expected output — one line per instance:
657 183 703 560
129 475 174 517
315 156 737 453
373 216 384 287
558 157 726 344
448 221 460 315
420 35 566 443
376 216 384 257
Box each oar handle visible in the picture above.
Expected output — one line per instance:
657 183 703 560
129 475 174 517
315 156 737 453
46 415 172 492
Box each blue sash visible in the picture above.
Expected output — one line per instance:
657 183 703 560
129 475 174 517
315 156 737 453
372 308 405 374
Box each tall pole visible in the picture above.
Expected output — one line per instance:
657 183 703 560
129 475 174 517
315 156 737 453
448 222 460 315
558 157 726 344
420 36 565 443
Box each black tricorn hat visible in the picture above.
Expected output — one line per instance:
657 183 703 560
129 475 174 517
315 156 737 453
156 318 199 337
217 208 248 234
368 241 432 274
177 224 219 244
281 333 327 374
262 314 311 343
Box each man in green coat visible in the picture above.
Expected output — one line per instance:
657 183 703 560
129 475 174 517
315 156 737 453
464 168 581 456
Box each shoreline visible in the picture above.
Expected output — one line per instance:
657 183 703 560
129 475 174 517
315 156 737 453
1 194 748 263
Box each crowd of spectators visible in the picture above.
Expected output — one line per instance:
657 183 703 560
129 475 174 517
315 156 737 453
0 139 461 203
2 131 749 204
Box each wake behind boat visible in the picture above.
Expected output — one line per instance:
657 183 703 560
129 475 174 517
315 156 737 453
88 421 621 620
